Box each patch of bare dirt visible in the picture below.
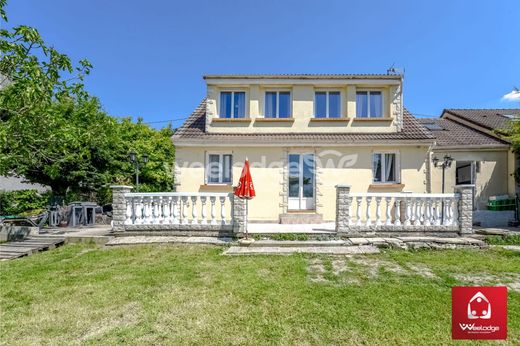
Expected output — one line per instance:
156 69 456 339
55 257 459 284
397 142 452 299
452 273 520 293
407 263 439 279
80 302 140 341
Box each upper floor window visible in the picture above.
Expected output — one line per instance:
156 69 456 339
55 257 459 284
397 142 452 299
265 91 291 118
356 91 382 118
207 153 232 184
220 92 245 118
315 91 340 118
372 152 397 183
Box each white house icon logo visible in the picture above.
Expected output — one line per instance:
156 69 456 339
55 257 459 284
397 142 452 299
467 292 491 319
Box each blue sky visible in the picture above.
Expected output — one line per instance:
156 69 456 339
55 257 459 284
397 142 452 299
7 0 520 127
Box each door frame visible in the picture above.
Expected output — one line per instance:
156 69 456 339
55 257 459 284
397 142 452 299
287 152 316 211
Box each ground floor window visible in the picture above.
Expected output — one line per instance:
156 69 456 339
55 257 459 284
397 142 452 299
372 152 398 183
206 153 232 184
456 161 478 185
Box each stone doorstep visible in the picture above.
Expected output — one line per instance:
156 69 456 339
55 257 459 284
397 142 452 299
224 245 380 255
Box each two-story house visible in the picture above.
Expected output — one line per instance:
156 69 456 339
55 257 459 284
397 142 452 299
172 74 435 223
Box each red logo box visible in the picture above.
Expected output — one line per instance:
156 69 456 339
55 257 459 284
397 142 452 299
452 286 507 340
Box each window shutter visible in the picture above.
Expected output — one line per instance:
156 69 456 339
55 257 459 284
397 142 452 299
395 151 401 183
204 151 208 184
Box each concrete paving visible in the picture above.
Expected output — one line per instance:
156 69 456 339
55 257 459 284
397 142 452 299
224 245 380 255
106 236 234 246
247 222 335 234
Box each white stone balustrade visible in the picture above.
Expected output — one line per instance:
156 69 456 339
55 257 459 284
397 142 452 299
122 192 234 226
345 192 461 228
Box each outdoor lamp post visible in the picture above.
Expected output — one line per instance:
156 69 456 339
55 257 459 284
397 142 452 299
432 154 453 193
129 151 149 192
433 154 453 222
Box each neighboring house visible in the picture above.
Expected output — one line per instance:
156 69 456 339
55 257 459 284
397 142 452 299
418 115 514 210
419 108 519 227
173 74 438 223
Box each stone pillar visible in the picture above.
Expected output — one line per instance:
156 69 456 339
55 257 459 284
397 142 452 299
232 194 247 237
111 185 133 233
335 185 351 233
454 184 474 235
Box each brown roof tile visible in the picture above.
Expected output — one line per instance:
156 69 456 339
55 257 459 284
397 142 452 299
417 117 509 147
443 108 519 132
173 99 434 145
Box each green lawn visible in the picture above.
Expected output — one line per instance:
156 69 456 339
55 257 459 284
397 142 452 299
1 244 519 345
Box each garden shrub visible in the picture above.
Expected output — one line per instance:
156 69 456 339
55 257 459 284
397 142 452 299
0 189 50 216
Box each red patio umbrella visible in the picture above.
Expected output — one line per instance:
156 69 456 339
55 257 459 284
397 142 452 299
234 158 255 238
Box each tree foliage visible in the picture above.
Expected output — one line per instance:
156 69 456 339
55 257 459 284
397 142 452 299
0 1 175 200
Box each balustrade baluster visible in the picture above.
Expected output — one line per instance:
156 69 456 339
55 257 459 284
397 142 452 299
145 197 153 224
219 196 227 225
172 196 179 224
365 197 372 226
159 196 165 224
418 199 425 225
442 198 450 226
394 199 401 226
403 197 411 226
409 198 416 225
423 198 431 226
355 197 363 226
163 196 171 224
434 198 442 226
385 196 393 226
125 198 133 225
200 196 208 225
210 196 217 225
452 197 459 227
413 198 421 226
191 196 198 224
375 197 382 226
181 196 189 224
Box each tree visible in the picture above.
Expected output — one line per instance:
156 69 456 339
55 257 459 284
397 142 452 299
0 0 91 119
0 1 175 200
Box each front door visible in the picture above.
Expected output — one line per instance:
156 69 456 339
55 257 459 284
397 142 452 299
288 153 315 210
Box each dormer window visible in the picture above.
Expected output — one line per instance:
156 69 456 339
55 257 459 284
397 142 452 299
356 91 382 118
265 91 291 118
315 91 340 118
220 91 245 118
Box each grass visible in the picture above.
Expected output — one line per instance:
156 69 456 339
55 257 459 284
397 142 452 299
267 233 310 241
485 234 520 245
0 244 519 345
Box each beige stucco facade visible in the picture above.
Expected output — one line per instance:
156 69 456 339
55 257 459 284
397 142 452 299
204 76 403 134
175 145 430 222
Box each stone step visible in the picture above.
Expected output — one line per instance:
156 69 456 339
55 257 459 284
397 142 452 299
246 240 348 247
224 245 380 255
278 213 324 224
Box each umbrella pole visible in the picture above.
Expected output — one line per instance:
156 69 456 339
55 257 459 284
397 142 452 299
245 199 248 239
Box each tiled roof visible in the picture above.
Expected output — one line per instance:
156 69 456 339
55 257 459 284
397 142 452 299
442 109 519 132
172 99 434 145
204 74 401 80
417 117 509 148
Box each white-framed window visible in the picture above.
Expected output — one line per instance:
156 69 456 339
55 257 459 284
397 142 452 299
356 90 383 118
372 152 399 183
220 91 246 118
206 153 232 184
315 91 341 118
265 91 291 118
